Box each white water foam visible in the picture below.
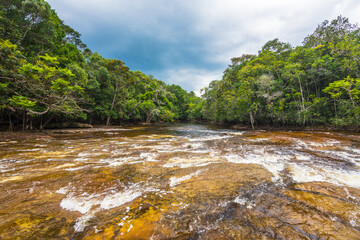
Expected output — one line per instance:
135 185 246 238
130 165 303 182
74 212 97 232
319 148 360 165
289 163 360 188
56 184 72 195
225 153 289 182
163 161 213 169
188 135 232 142
101 156 139 167
350 148 360 154
296 139 343 150
60 193 101 214
104 132 119 135
78 152 90 157
295 154 312 161
19 148 42 152
160 142 211 154
139 152 158 162
65 166 88 171
0 164 15 173
57 184 157 232
234 196 255 209
34 144 47 147
169 170 202 187
163 157 217 168
100 189 142 210
228 131 244 136
55 163 78 170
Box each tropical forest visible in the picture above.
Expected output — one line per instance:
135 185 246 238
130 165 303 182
1 1 360 130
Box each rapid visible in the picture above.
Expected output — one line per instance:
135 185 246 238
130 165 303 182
1 124 360 239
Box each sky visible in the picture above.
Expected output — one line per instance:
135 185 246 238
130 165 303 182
47 0 360 94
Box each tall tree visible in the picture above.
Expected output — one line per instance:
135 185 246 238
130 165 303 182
303 16 359 48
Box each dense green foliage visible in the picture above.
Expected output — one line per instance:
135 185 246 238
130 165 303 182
1 1 359 130
0 0 200 130
200 16 360 128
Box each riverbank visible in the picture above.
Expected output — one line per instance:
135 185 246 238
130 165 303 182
0 131 53 141
230 124 360 132
1 123 360 141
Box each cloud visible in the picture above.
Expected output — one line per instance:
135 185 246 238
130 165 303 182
47 0 360 92
156 68 223 96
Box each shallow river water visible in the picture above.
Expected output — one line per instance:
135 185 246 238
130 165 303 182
1 124 360 239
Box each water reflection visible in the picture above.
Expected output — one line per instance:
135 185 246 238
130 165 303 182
1 124 360 239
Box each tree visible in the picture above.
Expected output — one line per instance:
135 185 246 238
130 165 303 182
0 0 86 59
136 78 174 123
104 59 130 125
11 54 88 128
0 0 198 129
323 76 360 126
262 38 292 56
0 39 24 109
303 16 359 48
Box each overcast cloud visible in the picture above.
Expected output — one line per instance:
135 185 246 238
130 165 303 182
47 0 360 93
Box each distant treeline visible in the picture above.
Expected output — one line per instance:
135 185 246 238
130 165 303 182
1 1 360 130
0 0 202 130
201 16 360 128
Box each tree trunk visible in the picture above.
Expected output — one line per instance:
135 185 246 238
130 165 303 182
297 75 306 125
146 112 153 124
30 116 33 130
9 114 13 132
22 113 25 131
106 116 111 126
315 77 320 97
128 100 144 117
249 111 255 130
40 116 43 130
17 114 20 129
347 89 359 122
19 16 37 44
106 82 118 126
41 115 54 130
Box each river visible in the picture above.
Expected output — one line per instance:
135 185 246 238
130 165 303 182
1 124 360 239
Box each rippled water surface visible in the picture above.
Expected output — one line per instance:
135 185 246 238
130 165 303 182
1 124 360 239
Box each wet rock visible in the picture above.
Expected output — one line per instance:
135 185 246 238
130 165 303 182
231 124 249 130
46 122 93 129
287 182 360 229
172 163 273 201
293 182 360 202
69 122 93 128
1 125 360 239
